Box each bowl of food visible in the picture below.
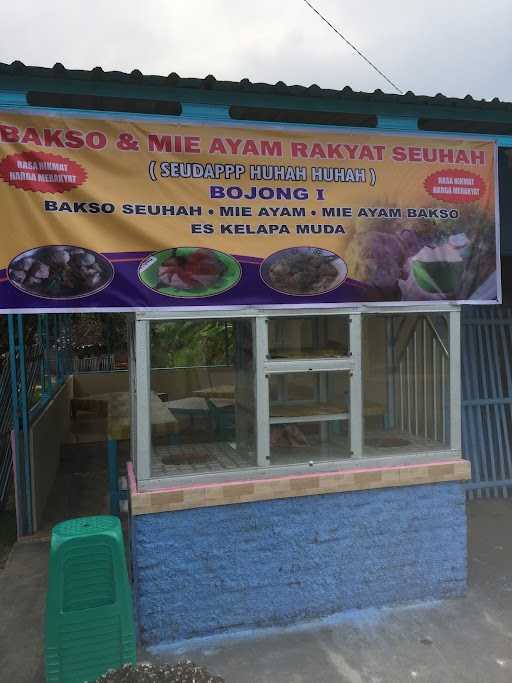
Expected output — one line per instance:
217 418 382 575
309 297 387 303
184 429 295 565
8 245 114 299
138 247 241 298
260 247 347 296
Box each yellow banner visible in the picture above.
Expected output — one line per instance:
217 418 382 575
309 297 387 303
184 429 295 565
0 112 498 310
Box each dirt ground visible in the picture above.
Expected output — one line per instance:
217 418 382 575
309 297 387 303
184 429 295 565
93 661 223 683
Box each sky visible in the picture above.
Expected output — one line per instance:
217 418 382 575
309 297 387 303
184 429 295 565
2 0 512 102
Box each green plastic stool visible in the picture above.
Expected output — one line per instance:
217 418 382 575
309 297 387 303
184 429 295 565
44 516 136 683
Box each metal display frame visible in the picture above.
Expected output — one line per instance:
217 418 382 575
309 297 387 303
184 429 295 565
132 304 462 492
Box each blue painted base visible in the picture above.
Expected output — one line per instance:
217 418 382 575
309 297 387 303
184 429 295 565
131 482 467 646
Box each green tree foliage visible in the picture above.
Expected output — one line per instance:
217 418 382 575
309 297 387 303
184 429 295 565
151 320 234 368
72 313 127 355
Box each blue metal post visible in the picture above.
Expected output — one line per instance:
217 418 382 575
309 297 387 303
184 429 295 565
55 315 63 385
40 314 51 400
38 316 48 402
8 315 24 536
107 438 120 516
16 315 32 535
106 315 112 359
66 314 74 374
51 314 58 391
61 315 67 376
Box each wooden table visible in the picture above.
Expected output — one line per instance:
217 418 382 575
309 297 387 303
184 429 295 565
71 391 179 514
163 396 212 430
193 384 235 399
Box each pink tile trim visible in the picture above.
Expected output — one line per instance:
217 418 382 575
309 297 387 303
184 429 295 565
127 461 138 496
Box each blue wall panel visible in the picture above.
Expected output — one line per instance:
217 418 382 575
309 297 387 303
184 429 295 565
132 482 467 645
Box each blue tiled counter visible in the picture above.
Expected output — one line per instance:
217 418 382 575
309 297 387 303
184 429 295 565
131 480 467 645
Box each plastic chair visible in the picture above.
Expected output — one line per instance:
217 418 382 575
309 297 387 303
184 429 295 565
44 516 136 683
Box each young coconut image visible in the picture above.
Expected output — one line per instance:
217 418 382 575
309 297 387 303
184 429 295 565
344 203 497 301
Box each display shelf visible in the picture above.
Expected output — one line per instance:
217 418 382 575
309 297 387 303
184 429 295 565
264 358 353 374
267 347 349 360
270 402 349 425
269 413 349 425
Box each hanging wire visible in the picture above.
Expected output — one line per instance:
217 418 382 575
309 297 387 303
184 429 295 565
302 0 403 94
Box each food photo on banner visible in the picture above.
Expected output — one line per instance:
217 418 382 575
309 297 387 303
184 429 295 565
0 112 500 311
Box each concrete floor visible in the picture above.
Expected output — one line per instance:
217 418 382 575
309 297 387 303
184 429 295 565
0 539 49 683
39 439 130 536
149 498 512 683
1 498 512 683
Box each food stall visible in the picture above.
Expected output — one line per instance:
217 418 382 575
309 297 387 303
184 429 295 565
128 307 470 646
0 70 500 646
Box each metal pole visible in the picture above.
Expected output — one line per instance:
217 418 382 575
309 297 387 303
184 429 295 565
449 308 462 453
55 315 62 384
16 315 32 535
135 317 152 481
68 314 74 375
255 317 270 467
8 315 24 536
64 314 70 376
106 315 113 358
224 320 229 365
107 438 120 516
128 317 138 470
51 314 58 391
37 316 45 401
69 314 74 375
349 313 363 458
39 314 50 401
385 316 395 430
45 314 51 395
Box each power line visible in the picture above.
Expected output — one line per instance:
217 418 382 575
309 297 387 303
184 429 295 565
302 0 403 94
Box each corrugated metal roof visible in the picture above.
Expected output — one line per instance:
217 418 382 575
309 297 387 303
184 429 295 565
1 61 511 113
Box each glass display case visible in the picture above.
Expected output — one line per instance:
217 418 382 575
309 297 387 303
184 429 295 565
147 318 257 478
268 369 351 465
129 307 461 487
267 315 350 359
363 313 452 456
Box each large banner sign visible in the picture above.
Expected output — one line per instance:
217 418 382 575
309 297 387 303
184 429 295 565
0 112 500 311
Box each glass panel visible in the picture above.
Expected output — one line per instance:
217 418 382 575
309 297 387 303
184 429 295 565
269 370 351 465
149 318 257 477
268 315 350 359
362 313 450 457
